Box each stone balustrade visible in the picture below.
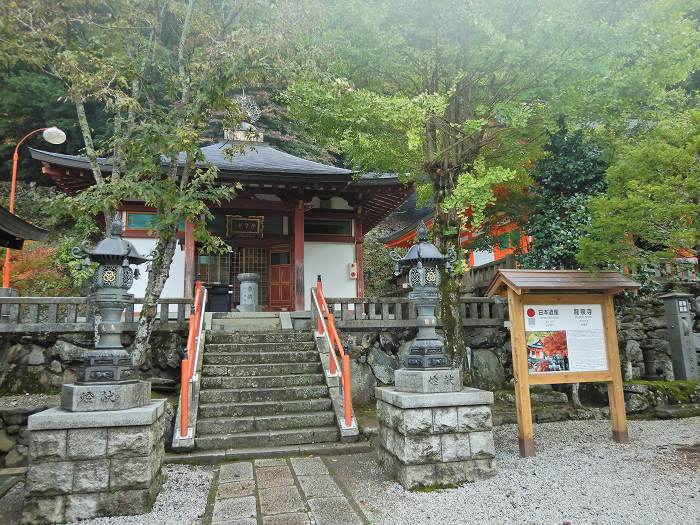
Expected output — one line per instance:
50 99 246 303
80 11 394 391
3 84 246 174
0 296 192 333
324 296 506 330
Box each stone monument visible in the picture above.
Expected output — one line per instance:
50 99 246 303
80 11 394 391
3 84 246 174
377 222 496 489
660 292 699 382
23 219 166 524
237 272 260 312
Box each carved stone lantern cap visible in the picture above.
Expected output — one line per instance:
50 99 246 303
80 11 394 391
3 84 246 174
389 221 457 275
89 218 149 265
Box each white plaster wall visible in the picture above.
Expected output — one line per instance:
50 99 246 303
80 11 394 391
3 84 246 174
124 237 186 308
304 242 356 310
473 249 495 267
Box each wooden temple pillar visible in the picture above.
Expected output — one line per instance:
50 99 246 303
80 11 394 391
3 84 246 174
355 210 365 298
183 219 196 299
293 200 305 311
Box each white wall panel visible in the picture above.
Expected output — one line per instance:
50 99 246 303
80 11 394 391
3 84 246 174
304 242 356 310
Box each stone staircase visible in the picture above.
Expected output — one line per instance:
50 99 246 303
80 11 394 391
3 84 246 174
194 315 339 451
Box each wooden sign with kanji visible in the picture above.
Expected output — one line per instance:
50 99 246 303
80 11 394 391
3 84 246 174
486 269 640 457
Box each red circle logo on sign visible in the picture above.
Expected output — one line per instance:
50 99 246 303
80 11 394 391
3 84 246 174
526 308 535 318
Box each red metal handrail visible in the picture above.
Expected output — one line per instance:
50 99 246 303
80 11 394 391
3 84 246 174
179 281 205 439
313 276 353 428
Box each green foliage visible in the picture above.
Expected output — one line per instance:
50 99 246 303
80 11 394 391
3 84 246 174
519 119 608 269
285 79 433 177
362 226 401 297
578 110 700 270
442 159 518 235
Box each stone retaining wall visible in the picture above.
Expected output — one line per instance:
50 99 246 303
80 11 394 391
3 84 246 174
0 330 185 394
342 291 699 403
0 396 57 469
616 293 700 381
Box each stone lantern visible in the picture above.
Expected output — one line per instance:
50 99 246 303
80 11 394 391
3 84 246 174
389 221 457 373
23 218 167 524
63 217 154 411
376 221 497 489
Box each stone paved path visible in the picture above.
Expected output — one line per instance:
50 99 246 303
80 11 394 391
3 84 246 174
211 456 367 525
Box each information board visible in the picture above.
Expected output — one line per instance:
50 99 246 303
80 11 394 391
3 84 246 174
524 304 608 374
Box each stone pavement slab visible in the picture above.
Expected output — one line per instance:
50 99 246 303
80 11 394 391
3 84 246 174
259 485 305 515
212 495 257 523
255 458 287 467
217 479 255 499
290 456 329 476
220 462 254 482
256 465 295 488
296 474 344 499
262 512 311 525
307 496 363 525
211 457 366 525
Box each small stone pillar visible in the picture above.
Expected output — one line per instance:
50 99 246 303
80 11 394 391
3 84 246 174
237 272 260 312
660 292 699 381
23 400 166 524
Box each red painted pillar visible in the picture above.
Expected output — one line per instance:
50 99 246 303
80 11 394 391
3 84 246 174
355 214 364 298
184 219 196 299
294 200 305 311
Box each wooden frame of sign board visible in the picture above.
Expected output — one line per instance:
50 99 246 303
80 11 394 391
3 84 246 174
486 269 641 458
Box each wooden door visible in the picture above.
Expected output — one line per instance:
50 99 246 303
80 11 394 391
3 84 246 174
269 247 293 310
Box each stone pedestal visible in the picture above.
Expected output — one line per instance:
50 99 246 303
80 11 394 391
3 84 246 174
61 381 151 412
394 368 462 393
376 386 496 489
23 400 166 524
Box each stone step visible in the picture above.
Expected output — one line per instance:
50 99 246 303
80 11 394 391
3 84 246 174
211 312 281 320
203 351 319 365
211 318 282 332
199 385 330 404
197 410 336 434
198 398 332 418
201 373 325 389
204 342 317 353
201 362 322 377
166 441 372 465
194 426 339 450
206 331 314 344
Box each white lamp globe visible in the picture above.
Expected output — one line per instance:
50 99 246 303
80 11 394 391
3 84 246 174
42 127 66 145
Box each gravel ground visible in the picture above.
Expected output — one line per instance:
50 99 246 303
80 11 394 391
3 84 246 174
330 417 700 525
0 464 214 525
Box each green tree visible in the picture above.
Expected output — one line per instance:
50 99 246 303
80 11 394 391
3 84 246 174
286 0 700 368
519 118 608 270
0 0 273 364
578 110 700 275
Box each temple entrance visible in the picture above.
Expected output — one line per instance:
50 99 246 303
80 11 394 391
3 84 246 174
195 245 294 310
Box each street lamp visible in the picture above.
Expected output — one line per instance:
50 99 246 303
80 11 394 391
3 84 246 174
2 126 66 288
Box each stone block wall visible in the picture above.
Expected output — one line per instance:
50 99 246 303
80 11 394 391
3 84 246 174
0 397 57 469
616 293 700 381
23 401 165 524
376 389 496 489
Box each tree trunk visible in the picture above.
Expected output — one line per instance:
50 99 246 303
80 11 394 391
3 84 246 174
73 95 113 233
131 234 177 368
571 383 583 408
429 169 467 374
